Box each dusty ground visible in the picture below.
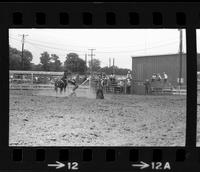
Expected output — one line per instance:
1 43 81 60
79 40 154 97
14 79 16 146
9 89 186 146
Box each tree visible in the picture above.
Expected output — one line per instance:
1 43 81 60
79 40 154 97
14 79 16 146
9 47 21 70
100 66 130 75
30 63 42 71
49 54 62 71
22 50 33 70
40 51 51 71
64 53 86 74
88 58 101 72
9 46 33 70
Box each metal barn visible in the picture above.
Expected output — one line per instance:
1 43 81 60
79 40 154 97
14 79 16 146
131 53 192 94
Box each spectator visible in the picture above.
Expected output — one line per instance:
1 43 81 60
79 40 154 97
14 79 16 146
151 73 157 82
126 78 131 94
34 76 38 83
163 72 168 83
10 74 13 79
144 79 151 95
156 73 162 81
118 80 125 93
96 73 104 99
109 72 116 83
102 73 108 86
126 70 132 80
10 74 13 83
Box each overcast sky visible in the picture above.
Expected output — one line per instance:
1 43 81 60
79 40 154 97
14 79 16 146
9 29 188 70
197 29 200 53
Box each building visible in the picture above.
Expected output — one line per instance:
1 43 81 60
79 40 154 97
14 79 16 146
131 53 200 94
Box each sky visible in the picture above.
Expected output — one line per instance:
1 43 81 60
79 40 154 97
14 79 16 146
197 29 200 53
9 29 188 70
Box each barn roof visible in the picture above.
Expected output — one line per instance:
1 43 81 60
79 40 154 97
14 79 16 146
131 53 200 59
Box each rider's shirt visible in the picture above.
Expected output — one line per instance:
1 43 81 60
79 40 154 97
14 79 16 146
164 73 168 79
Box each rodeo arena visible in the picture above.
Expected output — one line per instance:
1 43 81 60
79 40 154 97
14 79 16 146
9 51 197 147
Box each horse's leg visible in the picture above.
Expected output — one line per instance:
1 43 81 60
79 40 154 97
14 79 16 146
73 84 78 91
60 87 63 94
64 84 66 93
55 86 58 93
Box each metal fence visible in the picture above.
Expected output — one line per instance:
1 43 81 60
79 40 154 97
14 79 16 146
9 70 132 94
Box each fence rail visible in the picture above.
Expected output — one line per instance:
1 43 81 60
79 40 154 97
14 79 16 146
9 70 63 75
9 83 90 90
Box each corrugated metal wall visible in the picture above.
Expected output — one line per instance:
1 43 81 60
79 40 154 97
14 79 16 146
132 54 187 87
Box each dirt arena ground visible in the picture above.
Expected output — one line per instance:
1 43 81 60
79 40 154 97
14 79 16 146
9 89 187 146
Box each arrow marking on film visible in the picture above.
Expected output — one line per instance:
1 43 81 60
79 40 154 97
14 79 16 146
48 161 65 169
132 161 150 169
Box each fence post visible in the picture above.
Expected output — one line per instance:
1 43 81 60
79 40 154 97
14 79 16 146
31 73 33 89
124 80 127 94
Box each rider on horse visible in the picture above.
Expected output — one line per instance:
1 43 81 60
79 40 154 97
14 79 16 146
54 71 69 93
60 71 68 84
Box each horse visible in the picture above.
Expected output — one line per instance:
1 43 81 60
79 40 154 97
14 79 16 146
67 79 79 96
54 78 68 93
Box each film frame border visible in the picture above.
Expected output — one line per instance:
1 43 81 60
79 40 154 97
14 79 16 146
0 2 199 172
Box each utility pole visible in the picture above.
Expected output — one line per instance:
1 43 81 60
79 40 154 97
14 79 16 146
112 58 115 74
85 53 87 72
19 34 28 70
88 49 95 76
178 29 183 90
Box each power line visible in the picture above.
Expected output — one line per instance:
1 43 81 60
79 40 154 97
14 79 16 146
25 41 86 56
95 40 179 54
9 36 184 61
9 36 87 54
10 37 181 57
23 37 91 49
9 35 180 52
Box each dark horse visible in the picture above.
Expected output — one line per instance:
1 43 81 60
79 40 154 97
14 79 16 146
54 76 68 93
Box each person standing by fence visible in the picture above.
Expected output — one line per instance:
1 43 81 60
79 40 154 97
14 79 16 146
96 73 104 99
125 70 132 94
163 72 168 83
156 73 162 81
126 70 132 80
118 80 125 93
151 73 157 82
126 79 131 94
144 79 151 95
109 72 116 83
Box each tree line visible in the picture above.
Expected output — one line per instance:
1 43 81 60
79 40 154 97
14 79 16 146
9 46 131 75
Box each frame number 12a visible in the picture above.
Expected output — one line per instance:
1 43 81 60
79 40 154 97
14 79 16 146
132 161 171 170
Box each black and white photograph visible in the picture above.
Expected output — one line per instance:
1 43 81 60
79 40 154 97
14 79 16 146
197 29 200 147
9 29 187 146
